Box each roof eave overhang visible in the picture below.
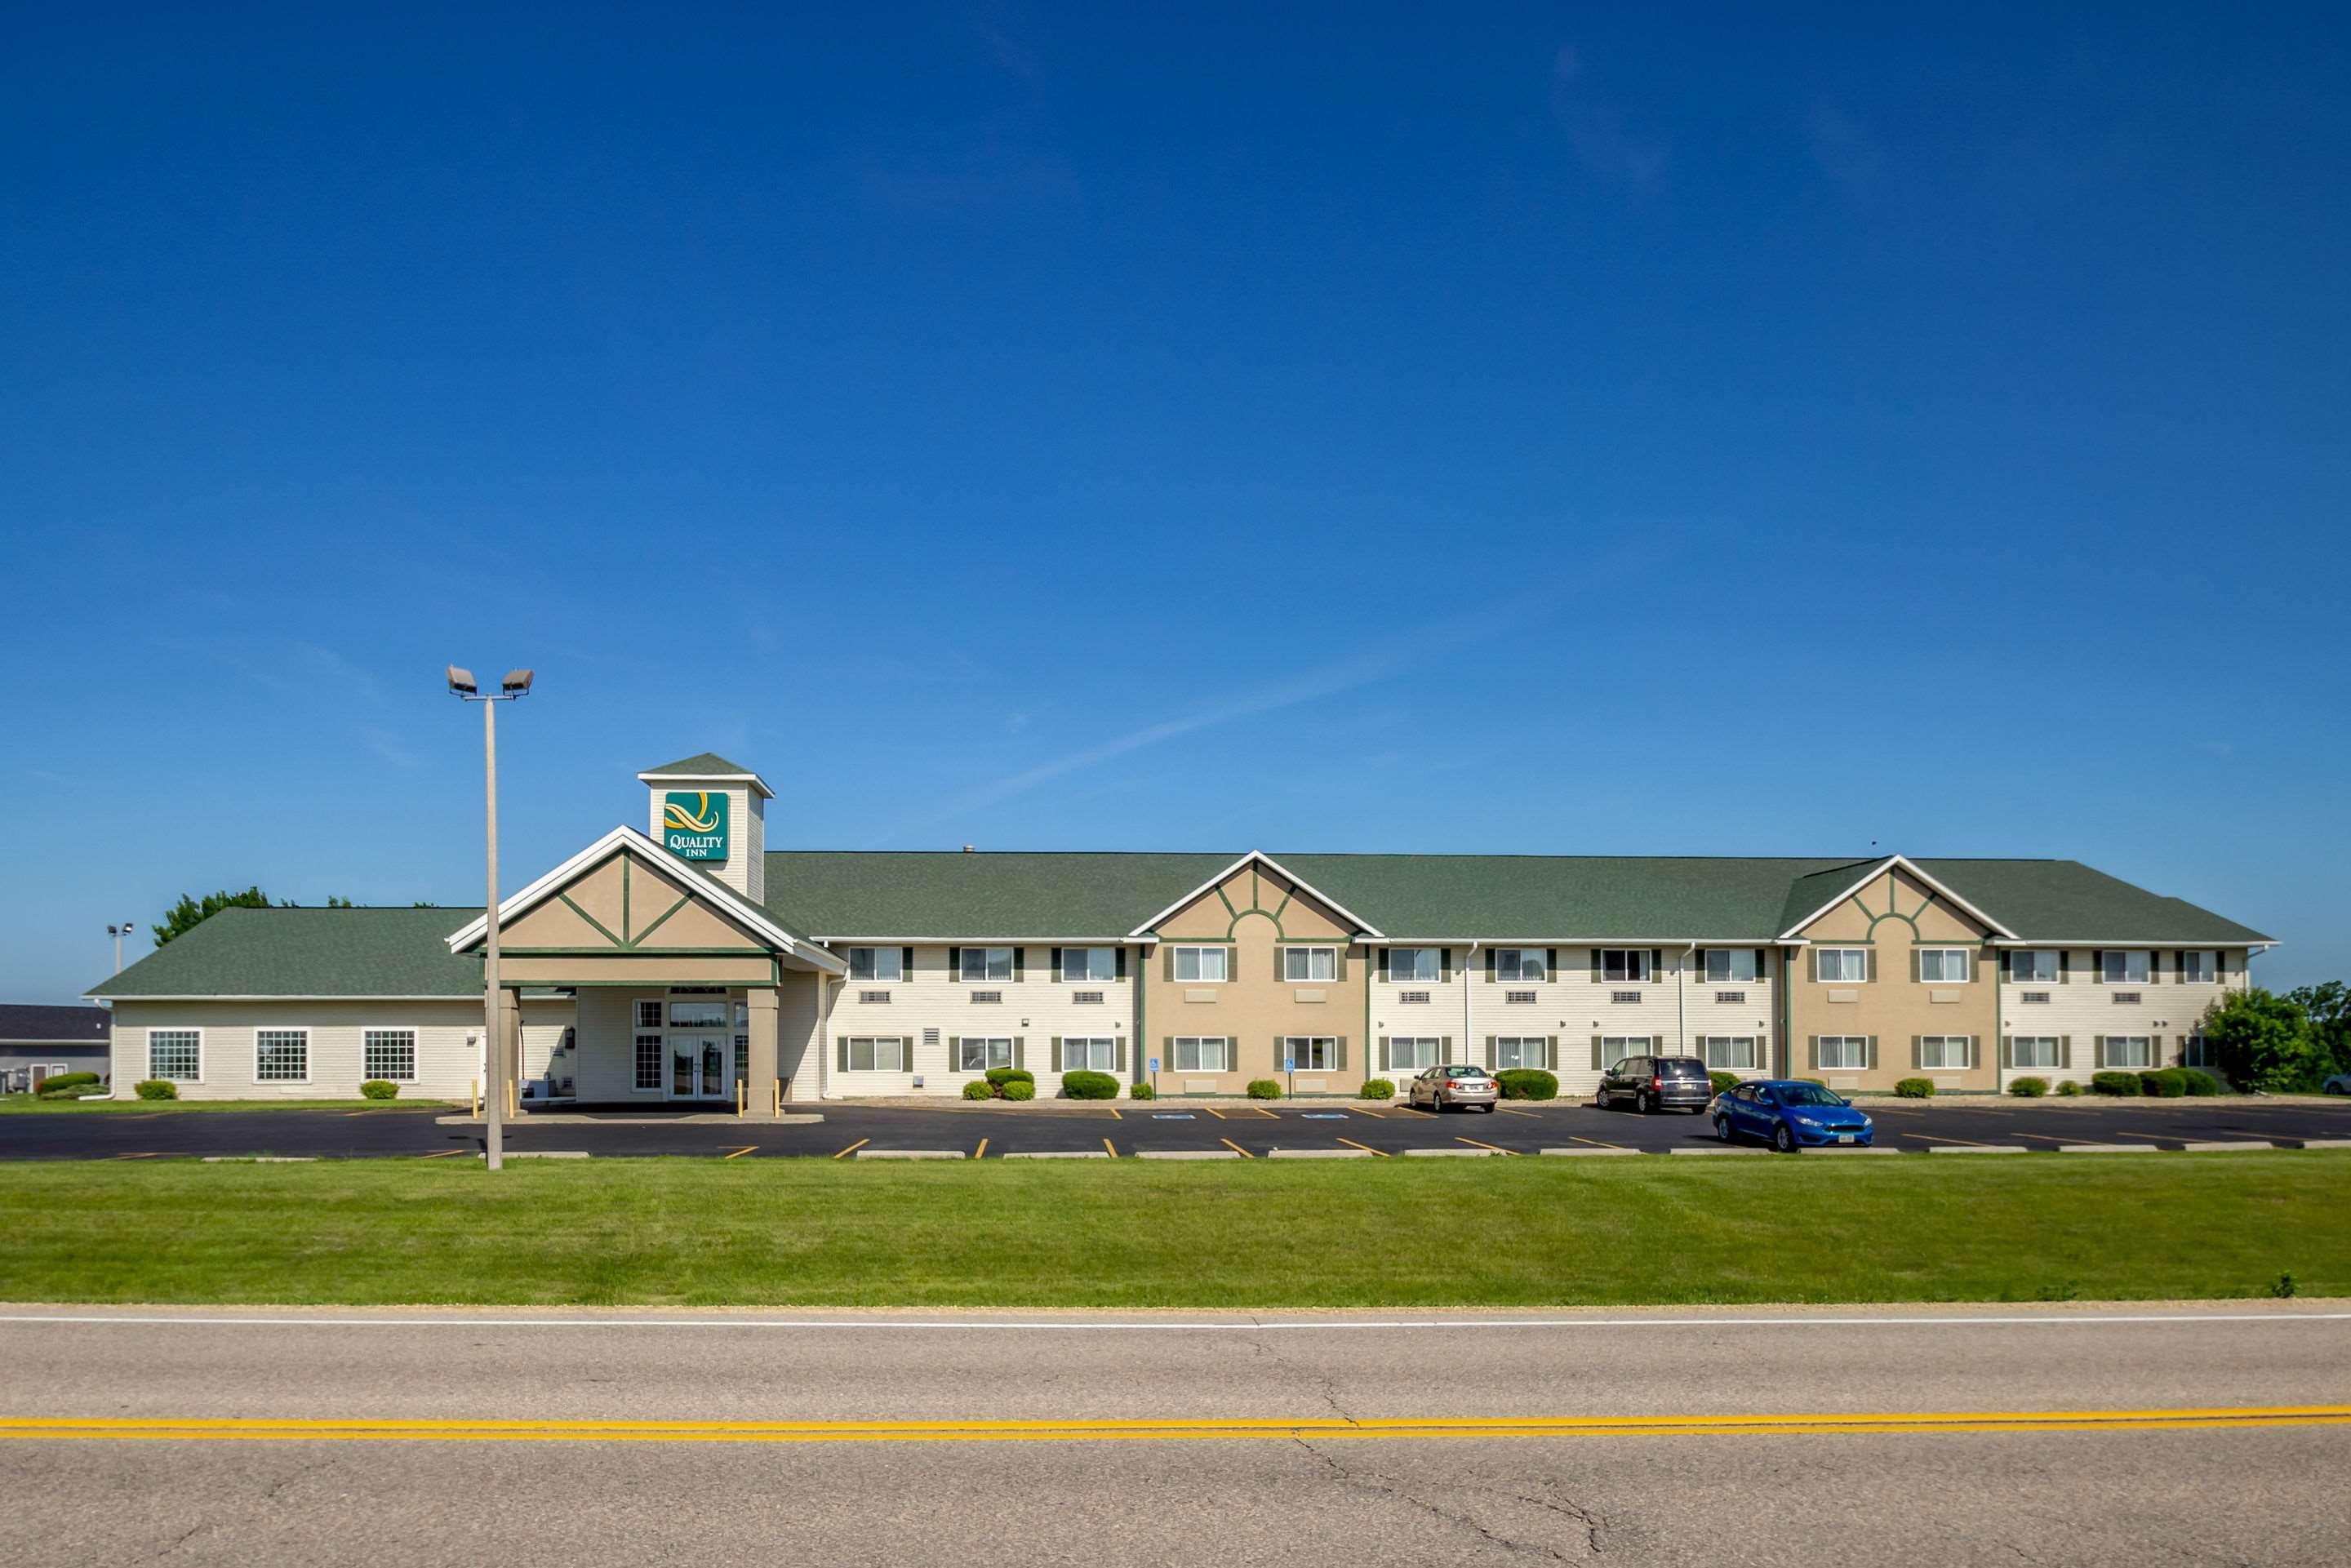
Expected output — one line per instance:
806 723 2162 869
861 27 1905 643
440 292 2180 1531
636 770 776 800
1775 854 2018 943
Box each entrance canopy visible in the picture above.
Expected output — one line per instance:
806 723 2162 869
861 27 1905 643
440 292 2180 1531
444 825 844 985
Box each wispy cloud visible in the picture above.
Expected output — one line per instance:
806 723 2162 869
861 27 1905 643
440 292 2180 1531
357 726 420 770
1548 45 1668 184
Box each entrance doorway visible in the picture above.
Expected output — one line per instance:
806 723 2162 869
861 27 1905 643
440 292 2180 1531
669 1034 734 1101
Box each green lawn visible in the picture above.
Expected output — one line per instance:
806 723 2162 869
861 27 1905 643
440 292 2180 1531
0 1095 451 1114
1 1153 2343 1308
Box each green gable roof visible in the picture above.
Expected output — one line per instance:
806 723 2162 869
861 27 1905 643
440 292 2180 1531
91 906 484 998
638 752 760 777
761 851 1236 939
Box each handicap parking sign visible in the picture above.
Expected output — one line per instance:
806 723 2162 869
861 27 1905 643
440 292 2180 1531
1149 1056 1160 1073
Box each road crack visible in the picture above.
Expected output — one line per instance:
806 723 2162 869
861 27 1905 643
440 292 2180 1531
1291 1437 1596 1560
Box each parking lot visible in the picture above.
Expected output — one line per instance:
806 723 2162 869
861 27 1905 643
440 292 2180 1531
5 1095 2349 1161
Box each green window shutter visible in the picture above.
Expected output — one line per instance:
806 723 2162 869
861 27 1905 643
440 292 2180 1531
1807 1036 1819 1069
1590 949 1602 983
1051 948 1063 983
1440 948 1454 981
1865 948 1878 984
1546 948 1558 977
1377 949 1390 981
1911 1035 1922 1069
1379 1036 1392 1071
1542 1036 1557 1070
1649 948 1664 983
1591 1035 1604 1069
2153 1033 2167 1066
1910 949 1922 984
2059 1035 2072 1069
2091 950 2104 984
2173 949 2186 981
1864 1035 1878 1071
2093 1036 2106 1068
2000 1036 2013 1068
1164 947 1176 982
1227 945 1238 983
1050 1037 1062 1073
2000 950 2011 980
900 947 914 979
1335 1037 1348 1071
837 1036 848 1072
1440 1035 1454 1063
1011 1037 1025 1069
948 947 961 982
1753 948 1767 980
1485 949 1497 982
1484 1035 1495 1068
948 1036 961 1071
2059 949 2072 984
1012 948 1025 982
1335 950 1348 983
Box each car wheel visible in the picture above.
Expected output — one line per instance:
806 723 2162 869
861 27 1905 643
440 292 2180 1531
1772 1123 1796 1154
1482 1103 1496 1113
1715 1117 1732 1143
1638 1091 1653 1114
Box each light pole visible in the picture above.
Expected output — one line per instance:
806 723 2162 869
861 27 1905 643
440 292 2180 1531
448 664 534 1171
106 920 135 974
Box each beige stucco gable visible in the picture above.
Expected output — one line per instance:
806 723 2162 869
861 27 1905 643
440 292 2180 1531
1794 865 1993 944
1154 860 1358 941
491 850 767 953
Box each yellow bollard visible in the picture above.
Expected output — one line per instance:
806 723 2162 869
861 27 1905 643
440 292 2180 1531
471 1079 480 1118
737 1080 746 1116
772 1078 780 1116
505 1078 516 1119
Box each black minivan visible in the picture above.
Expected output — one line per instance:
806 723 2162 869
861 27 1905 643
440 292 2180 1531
1595 1055 1713 1113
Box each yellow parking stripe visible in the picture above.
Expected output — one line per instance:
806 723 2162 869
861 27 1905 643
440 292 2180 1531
1335 1137 1389 1157
419 1149 469 1159
1455 1136 1517 1155
1102 1138 1118 1158
1247 1106 1278 1118
6 1406 2344 1446
1108 1107 1122 1121
722 1146 758 1161
1202 1105 1227 1119
1351 1107 1389 1118
1567 1135 1629 1151
1219 1138 1254 1159
1905 1132 1993 1147
833 1139 869 1160
974 1138 988 1161
1495 1107 1540 1117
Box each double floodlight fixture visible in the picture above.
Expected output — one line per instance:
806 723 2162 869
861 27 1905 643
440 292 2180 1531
447 665 534 701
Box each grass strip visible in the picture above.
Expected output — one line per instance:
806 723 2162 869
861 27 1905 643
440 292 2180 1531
0 1097 450 1115
0 1153 2342 1308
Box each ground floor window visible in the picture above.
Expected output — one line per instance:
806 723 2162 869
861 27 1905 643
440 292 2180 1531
363 1029 416 1082
633 1034 663 1090
1388 1037 1440 1071
256 1028 309 1082
148 1029 200 1082
1919 1035 1971 1070
1602 1036 1651 1066
845 1037 906 1073
1701 1036 1758 1071
2010 1037 2060 1069
1282 1037 1336 1071
1817 1036 1867 1071
668 998 727 1028
1062 1037 1116 1072
2104 1036 2153 1068
1495 1037 1548 1070
2181 1033 2211 1068
1173 1037 1229 1073
959 1037 1013 1072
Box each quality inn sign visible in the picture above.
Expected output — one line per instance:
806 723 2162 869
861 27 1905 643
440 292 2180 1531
661 791 729 861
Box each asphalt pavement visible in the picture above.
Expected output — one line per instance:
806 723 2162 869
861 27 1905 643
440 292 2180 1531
5 1095 2350 1161
2 1303 2346 1566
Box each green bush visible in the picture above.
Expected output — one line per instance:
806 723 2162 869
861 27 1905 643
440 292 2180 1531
1358 1078 1394 1100
2090 1071 2141 1095
984 1067 1033 1088
35 1072 100 1097
134 1079 178 1100
1894 1077 1935 1099
1127 1082 1157 1100
961 1079 996 1100
2149 1068 2192 1098
1245 1078 1282 1100
360 1080 400 1100
999 1079 1035 1102
1495 1068 1558 1100
2055 1078 2084 1097
1708 1070 1740 1095
2009 1077 2049 1099
2180 1068 2220 1096
1060 1070 1118 1100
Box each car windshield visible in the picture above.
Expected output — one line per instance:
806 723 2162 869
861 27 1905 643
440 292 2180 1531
1443 1066 1490 1078
1657 1060 1707 1078
1775 1083 1847 1108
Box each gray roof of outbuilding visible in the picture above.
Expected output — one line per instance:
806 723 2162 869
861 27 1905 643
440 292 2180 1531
89 907 486 998
0 1002 113 1042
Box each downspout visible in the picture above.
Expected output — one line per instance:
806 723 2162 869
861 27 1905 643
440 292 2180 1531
1679 943 1695 1055
1463 941 1480 1066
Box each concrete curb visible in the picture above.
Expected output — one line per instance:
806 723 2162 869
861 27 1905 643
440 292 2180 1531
1135 1149 1241 1161
1402 1147 1496 1157
1001 1150 1111 1159
2057 1144 2159 1153
1268 1148 1375 1159
2296 1139 2351 1149
508 1150 589 1159
1809 1146 1902 1156
200 1156 317 1162
854 1149 965 1160
1540 1146 1642 1157
2177 1141 2274 1152
1926 1144 2026 1154
1669 1145 1766 1156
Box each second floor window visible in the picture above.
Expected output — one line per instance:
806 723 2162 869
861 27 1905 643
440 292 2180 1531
848 947 903 983
1283 947 1337 982
960 947 1016 983
1495 948 1546 983
1388 948 1440 983
2180 950 2218 984
2009 949 2058 984
1702 949 1759 984
1815 948 1868 984
2101 950 2149 984
1060 947 1117 983
1918 948 1971 983
1172 946 1227 983
1600 948 1650 983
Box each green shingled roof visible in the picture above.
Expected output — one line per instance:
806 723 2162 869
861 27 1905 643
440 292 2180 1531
638 752 761 777
90 906 485 998
760 851 1237 939
1912 860 2273 944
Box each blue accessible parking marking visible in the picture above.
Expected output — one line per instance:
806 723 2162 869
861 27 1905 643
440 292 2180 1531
1300 1113 1349 1121
1151 1113 1197 1121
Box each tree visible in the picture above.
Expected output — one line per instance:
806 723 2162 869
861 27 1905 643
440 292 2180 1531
2288 981 2351 1077
2198 988 2325 1092
152 887 275 946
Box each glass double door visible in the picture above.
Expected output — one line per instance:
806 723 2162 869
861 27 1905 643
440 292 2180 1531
669 1034 734 1101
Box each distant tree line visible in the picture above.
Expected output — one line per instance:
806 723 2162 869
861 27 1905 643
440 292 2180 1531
2200 984 2351 1091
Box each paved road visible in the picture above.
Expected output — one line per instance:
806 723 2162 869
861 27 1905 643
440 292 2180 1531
2 1304 2346 1565
5 1096 2350 1161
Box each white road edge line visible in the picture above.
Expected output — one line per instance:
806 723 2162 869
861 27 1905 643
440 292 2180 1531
1 1312 2347 1331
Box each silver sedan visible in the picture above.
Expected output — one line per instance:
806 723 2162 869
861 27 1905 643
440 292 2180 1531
1407 1064 1500 1113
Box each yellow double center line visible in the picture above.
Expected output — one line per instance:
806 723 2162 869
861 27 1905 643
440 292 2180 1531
3 1406 2344 1446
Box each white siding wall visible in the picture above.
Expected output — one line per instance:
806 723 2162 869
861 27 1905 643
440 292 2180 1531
107 1000 484 1099
820 944 1136 1098
1997 948 2247 1089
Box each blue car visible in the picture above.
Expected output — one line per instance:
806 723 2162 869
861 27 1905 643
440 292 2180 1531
1709 1079 1873 1152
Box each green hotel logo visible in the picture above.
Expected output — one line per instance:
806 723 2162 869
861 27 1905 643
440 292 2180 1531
661 791 729 862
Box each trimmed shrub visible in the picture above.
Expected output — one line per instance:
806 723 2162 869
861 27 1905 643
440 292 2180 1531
2055 1078 2084 1097
1127 1081 1157 1100
1708 1070 1740 1095
1245 1078 1282 1100
36 1072 100 1097
1894 1077 1935 1099
984 1067 1033 1089
1060 1070 1118 1100
360 1079 400 1100
961 1079 996 1101
1358 1078 1394 1100
2180 1068 2220 1097
134 1079 178 1100
2009 1077 2049 1099
999 1079 1035 1102
1495 1068 1558 1101
2149 1068 2192 1098
2090 1071 2141 1096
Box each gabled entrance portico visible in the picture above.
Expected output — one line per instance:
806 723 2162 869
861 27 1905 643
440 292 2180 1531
445 824 843 1119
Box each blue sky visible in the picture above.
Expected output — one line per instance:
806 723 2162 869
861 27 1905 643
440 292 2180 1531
4 3 2346 1002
